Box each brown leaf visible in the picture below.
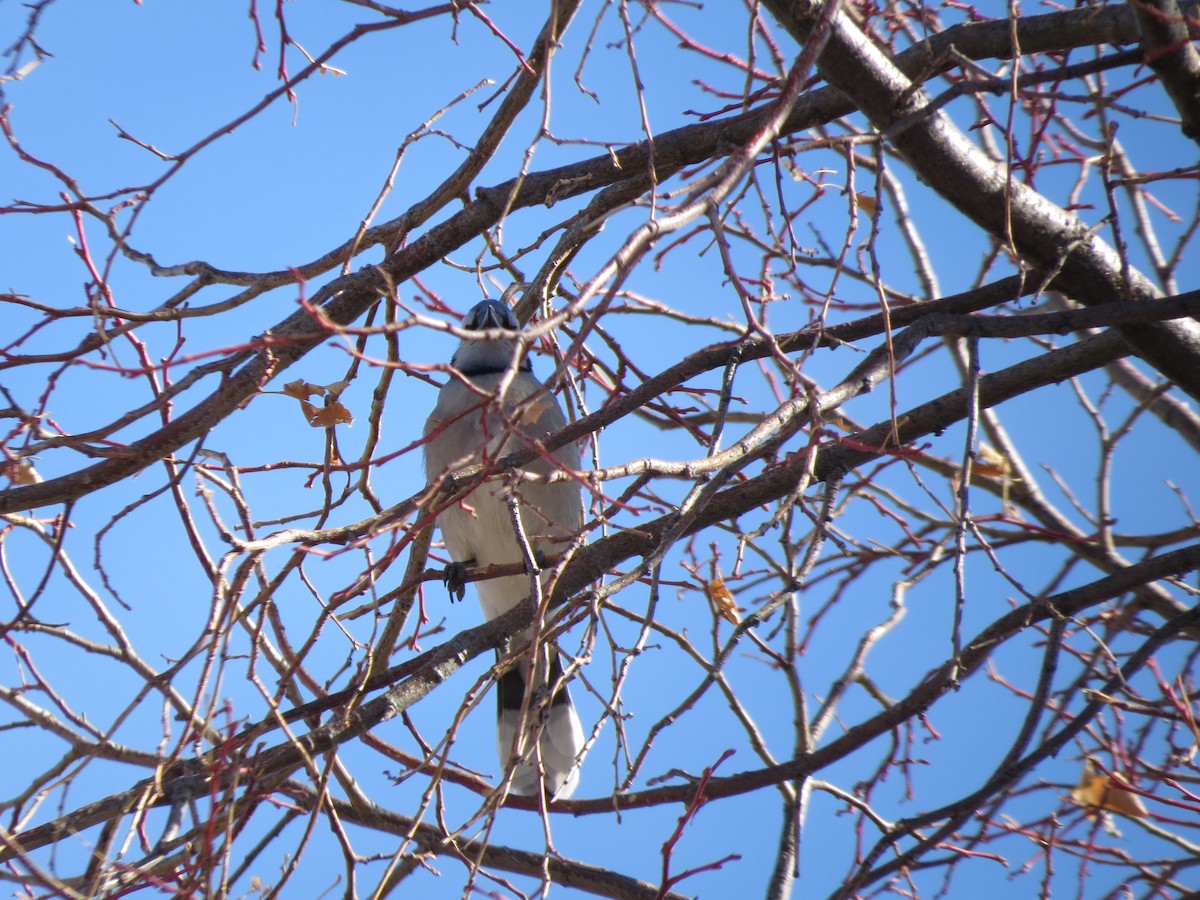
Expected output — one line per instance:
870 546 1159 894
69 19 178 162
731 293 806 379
301 400 354 428
281 379 355 428
519 395 555 425
1070 760 1149 818
973 443 1012 480
1 459 42 486
282 379 325 401
820 410 857 433
705 575 742 626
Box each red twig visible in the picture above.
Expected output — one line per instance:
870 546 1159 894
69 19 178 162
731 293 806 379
656 749 739 899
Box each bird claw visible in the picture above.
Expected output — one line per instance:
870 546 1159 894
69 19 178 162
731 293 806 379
531 544 560 574
442 561 470 602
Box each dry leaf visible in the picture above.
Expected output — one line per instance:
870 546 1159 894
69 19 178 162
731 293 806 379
948 442 1018 507
519 395 555 425
300 400 354 428
2 459 42 485
854 192 879 218
281 379 354 428
705 575 742 626
973 443 1012 480
282 379 325 401
1071 759 1149 819
821 410 856 433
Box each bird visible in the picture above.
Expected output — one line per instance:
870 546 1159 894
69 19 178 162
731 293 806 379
422 298 586 798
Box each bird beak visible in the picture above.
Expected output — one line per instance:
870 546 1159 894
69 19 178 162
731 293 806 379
481 305 510 330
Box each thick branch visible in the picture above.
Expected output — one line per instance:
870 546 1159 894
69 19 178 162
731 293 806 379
764 0 1200 400
1135 0 1200 143
7 537 1197 860
2 1 1185 514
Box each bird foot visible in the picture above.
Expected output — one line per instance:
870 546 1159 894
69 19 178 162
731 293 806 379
442 560 471 603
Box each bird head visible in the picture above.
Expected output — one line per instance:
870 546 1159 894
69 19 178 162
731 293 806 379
450 300 532 376
463 299 520 331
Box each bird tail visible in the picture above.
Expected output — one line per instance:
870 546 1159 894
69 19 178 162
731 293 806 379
495 651 585 798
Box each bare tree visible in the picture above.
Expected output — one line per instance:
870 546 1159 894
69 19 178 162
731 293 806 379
2 1 1200 897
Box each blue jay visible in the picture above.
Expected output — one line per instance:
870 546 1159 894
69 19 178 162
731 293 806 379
422 299 585 798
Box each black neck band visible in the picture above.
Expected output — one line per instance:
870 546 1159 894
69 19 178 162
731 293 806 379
456 358 533 377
